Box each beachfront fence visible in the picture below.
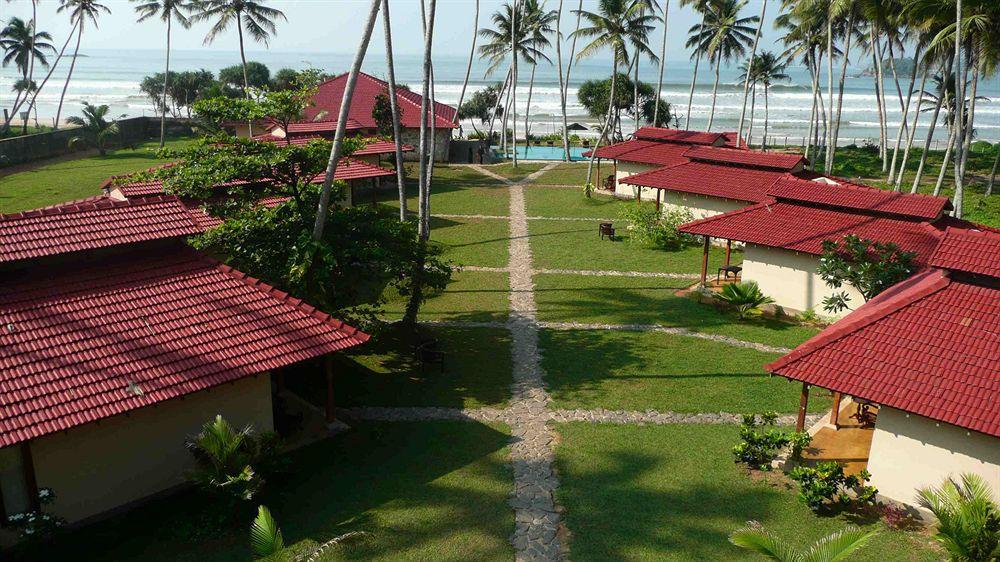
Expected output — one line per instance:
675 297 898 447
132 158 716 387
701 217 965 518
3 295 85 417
0 117 194 169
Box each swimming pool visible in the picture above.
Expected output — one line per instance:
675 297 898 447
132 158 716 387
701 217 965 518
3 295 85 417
496 145 590 161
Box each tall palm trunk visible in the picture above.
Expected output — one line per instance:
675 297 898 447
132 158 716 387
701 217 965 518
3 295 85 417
706 56 720 131
23 2 38 136
560 0 583 161
453 0 479 134
934 124 956 196
823 11 833 170
804 51 818 162
888 44 921 184
236 17 251 98
488 69 512 142
951 0 964 217
633 44 640 133
896 62 928 191
685 11 707 129
958 55 979 180
747 82 756 145
55 23 83 130
585 58 618 184
762 82 769 151
312 0 381 240
827 11 855 173
652 0 669 127
524 63 536 139
510 0 519 168
911 60 949 192
160 17 172 148
868 33 885 165
986 150 998 196
7 19 79 132
736 0 766 147
425 64 437 195
381 0 408 221
555 0 568 160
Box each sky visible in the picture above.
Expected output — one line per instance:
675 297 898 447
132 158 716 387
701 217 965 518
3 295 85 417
1 0 781 62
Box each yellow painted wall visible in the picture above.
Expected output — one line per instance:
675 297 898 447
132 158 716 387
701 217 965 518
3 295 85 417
30 374 274 523
868 407 1000 506
741 244 864 317
661 191 748 221
612 162 659 198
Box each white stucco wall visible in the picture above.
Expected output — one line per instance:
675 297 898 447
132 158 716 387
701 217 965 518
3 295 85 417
661 191 749 221
867 407 1000 507
741 244 865 317
612 161 659 198
29 374 274 523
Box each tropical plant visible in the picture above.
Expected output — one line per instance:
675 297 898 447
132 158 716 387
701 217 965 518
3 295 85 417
458 83 505 136
131 0 192 148
715 281 775 319
192 0 286 100
250 505 285 559
729 521 877 561
685 0 756 130
733 412 811 470
185 415 285 502
738 51 789 149
371 89 398 137
55 0 111 129
519 0 558 139
917 473 1000 562
577 72 671 130
218 61 271 95
1 16 54 130
788 462 879 512
817 234 917 313
66 102 119 155
5 487 66 541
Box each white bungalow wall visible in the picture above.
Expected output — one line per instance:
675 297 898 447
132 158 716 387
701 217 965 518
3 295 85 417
867 407 1000 507
740 244 864 318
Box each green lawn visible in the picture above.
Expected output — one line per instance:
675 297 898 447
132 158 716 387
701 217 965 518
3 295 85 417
532 162 590 185
533 273 819 349
554 423 941 561
287 324 512 409
529 219 735 274
540 329 830 414
380 164 509 216
482 162 546 182
382 270 510 323
33 421 514 562
430 216 510 268
524 185 626 218
0 136 196 213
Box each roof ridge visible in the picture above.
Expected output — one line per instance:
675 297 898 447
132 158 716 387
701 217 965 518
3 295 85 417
0 194 182 221
677 198 776 231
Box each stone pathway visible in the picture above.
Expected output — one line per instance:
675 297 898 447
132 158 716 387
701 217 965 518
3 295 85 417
537 321 793 354
456 265 700 280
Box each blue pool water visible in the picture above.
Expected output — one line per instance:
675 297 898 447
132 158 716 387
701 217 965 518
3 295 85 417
497 145 590 161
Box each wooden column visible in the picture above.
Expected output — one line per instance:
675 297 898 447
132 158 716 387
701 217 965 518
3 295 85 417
21 442 39 511
830 391 843 429
324 356 336 423
724 240 732 267
796 383 810 432
700 236 711 286
597 158 601 183
656 189 662 213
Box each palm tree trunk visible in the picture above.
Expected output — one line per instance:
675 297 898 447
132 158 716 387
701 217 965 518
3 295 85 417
633 45 640 134
312 0 381 240
823 12 833 170
55 23 83 130
237 18 251 98
762 82 769 151
804 51 818 163
23 1 38 135
381 0 408 221
828 11 854 173
160 17 171 148
952 0 965 218
510 0 519 168
934 124 956 196
868 33 885 166
555 0 568 160
489 69 512 142
424 65 437 202
524 63 536 139
585 58 618 184
958 55 979 181
736 0 766 148
685 11 707 129
652 0 669 127
888 44 921 185
453 0 479 134
986 150 998 196
747 82 756 146
911 58 949 192
6 20 79 132
895 61 928 191
560 0 583 161
706 57 720 131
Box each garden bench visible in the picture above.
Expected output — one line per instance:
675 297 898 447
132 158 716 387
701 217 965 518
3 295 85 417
416 338 445 373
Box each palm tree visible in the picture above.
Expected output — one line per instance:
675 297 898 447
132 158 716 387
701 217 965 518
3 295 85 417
4 17 81 133
311 0 382 241
559 0 586 160
55 0 111 130
66 102 119 155
380 0 407 222
740 51 788 150
680 0 714 129
951 0 965 218
776 7 825 161
131 0 192 149
735 0 767 147
730 522 878 561
454 0 480 137
917 473 1000 562
520 0 558 139
0 17 54 131
653 0 670 127
573 0 658 183
686 0 757 131
193 0 286 100
826 0 861 172
629 0 660 135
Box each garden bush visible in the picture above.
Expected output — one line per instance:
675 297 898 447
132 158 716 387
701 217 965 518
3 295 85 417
617 203 696 250
788 461 878 512
6 487 66 541
714 282 775 319
732 412 811 470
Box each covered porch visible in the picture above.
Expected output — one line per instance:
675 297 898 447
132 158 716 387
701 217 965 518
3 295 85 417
795 385 876 476
695 234 741 289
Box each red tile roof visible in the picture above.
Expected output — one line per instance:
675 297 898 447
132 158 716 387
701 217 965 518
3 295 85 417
304 72 457 129
583 139 695 167
684 146 806 171
283 119 365 133
0 247 369 447
929 227 1000 278
0 196 200 264
252 132 324 146
633 127 726 145
766 263 1000 437
768 176 950 220
678 199 950 263
353 139 415 156
621 161 785 203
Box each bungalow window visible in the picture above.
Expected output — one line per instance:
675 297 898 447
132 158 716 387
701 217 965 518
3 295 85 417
0 445 33 519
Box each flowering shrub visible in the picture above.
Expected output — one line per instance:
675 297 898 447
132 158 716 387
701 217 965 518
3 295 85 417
617 203 696 250
7 488 66 540
732 412 811 470
789 462 879 512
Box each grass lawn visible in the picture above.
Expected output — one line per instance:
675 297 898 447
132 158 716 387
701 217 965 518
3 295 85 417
554 423 941 561
532 162 590 185
524 186 626 218
382 270 510 323
430 216 509 268
482 162 546 182
529 219 735 274
540 329 830 414
533 273 819 349
286 324 512 409
34 421 514 562
379 164 509 216
0 136 196 213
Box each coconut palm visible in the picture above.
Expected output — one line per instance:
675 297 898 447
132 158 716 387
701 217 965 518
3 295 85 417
380 0 407 222
520 0 558 139
680 0 715 129
729 522 878 561
192 0 286 99
739 51 789 149
917 473 1000 561
685 0 757 131
131 0 192 148
628 0 661 135
454 0 480 137
826 0 862 172
0 17 54 130
573 0 658 184
775 7 826 161
66 102 119 156
735 0 767 148
4 16 81 133
55 0 111 130
653 0 670 127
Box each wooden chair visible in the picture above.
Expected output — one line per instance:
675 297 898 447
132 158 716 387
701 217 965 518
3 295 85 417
599 221 616 241
415 338 445 373
603 174 616 191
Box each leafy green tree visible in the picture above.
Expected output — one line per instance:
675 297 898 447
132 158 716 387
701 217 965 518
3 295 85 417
271 67 329 92
371 89 398 137
918 473 1000 562
219 61 271 96
577 72 672 131
66 102 119 155
818 235 917 313
458 82 504 136
170 69 217 117
729 522 877 561
714 281 775 319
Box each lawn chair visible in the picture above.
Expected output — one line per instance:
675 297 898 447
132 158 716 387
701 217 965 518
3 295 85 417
599 221 616 241
415 338 445 373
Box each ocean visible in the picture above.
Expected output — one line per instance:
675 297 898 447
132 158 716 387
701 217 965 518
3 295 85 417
2 48 998 144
